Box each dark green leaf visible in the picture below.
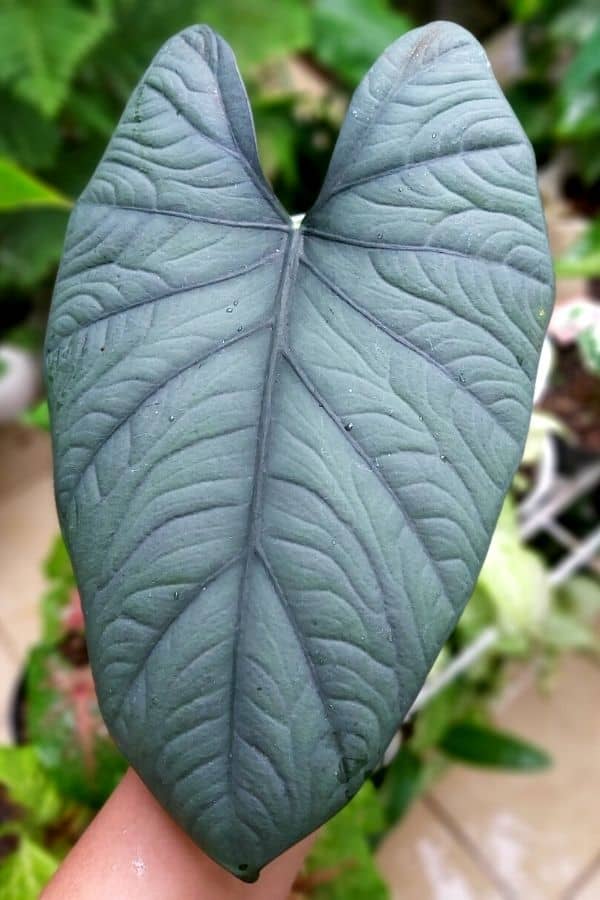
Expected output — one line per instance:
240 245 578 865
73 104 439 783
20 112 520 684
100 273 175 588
253 97 300 187
45 24 553 879
3 323 44 352
313 0 413 85
379 745 424 827
557 22 600 140
197 0 312 72
440 722 552 770
0 210 69 290
85 0 205 102
0 93 60 171
0 0 109 117
91 0 310 100
506 81 557 148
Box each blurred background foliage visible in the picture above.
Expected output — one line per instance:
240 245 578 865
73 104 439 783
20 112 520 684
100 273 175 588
1 1 600 897
1 0 600 339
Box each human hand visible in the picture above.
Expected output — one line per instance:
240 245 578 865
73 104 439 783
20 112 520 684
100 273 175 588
41 769 314 900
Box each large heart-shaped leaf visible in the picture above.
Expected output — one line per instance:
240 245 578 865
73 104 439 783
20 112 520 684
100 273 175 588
45 22 553 880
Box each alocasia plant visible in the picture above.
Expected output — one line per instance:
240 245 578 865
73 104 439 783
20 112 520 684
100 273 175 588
44 21 553 880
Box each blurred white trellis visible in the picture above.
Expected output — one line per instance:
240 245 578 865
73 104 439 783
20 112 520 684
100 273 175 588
404 338 600 721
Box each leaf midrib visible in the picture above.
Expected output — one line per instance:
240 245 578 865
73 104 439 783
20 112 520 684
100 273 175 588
227 227 302 799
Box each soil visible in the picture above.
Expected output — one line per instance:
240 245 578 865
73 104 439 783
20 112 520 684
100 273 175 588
541 345 600 455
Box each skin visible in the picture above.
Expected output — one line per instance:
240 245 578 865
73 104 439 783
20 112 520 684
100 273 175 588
42 769 314 900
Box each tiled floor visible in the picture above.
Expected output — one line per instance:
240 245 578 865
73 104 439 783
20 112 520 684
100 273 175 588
1 424 600 898
378 655 600 899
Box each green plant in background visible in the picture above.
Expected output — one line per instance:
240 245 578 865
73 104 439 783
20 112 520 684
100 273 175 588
0 159 71 214
0 0 412 323
507 0 600 183
2 0 598 382
301 782 389 900
43 17 554 878
505 0 600 285
312 0 411 86
0 746 68 899
556 219 600 281
0 1 599 896
3 489 598 896
1 0 599 350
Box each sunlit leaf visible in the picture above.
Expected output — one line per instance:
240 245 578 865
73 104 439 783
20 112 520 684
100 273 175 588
0 158 70 212
0 746 64 828
0 836 58 900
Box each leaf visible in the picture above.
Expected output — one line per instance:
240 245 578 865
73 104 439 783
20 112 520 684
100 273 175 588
90 0 310 102
21 399 51 432
3 323 45 352
39 534 76 643
198 0 312 72
0 209 69 290
506 0 546 22
478 499 550 636
302 782 389 900
0 836 58 900
439 721 552 771
557 575 600 622
44 535 74 583
0 92 60 171
44 24 553 879
410 681 468 754
84 0 204 103
542 610 600 653
0 0 109 117
558 21 600 139
0 158 71 212
506 81 557 148
313 0 413 86
25 645 127 808
556 219 600 278
253 97 300 186
379 744 424 828
0 746 64 828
